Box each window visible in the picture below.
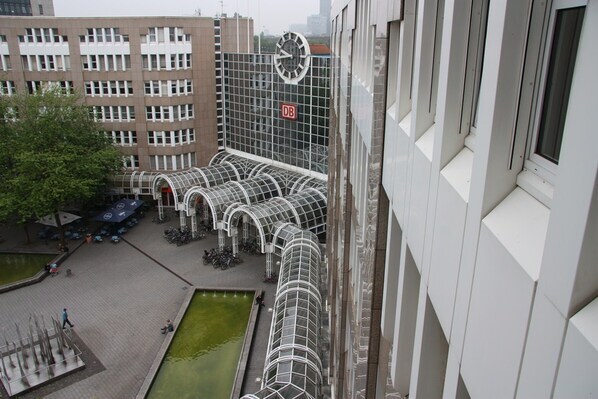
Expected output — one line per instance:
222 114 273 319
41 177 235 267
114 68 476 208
534 5 584 164
108 130 137 146
1 55 11 71
392 0 418 121
517 0 586 183
0 81 16 96
124 155 139 169
461 0 489 146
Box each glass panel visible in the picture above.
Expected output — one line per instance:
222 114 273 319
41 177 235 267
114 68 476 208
536 6 585 164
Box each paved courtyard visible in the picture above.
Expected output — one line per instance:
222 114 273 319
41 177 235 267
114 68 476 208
0 212 275 398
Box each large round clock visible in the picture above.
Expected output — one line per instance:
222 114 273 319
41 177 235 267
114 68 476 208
273 32 311 85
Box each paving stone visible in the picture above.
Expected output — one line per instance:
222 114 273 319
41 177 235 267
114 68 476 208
0 213 275 398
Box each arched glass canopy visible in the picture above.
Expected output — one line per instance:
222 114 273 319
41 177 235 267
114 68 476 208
183 173 283 229
242 229 323 399
110 171 161 196
208 151 232 166
152 162 241 211
224 187 327 253
209 152 263 180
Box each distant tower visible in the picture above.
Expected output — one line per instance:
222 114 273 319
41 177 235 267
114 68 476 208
0 0 54 16
319 0 330 35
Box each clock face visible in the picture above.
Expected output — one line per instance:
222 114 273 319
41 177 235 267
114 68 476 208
274 32 311 84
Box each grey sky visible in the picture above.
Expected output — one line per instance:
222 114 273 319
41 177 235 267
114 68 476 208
53 0 321 36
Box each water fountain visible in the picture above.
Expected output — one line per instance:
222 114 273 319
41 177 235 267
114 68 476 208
0 314 85 397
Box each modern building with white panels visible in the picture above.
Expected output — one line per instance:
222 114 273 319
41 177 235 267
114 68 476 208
326 0 597 398
0 15 252 171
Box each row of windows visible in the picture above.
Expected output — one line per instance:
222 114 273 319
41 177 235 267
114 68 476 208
0 2 31 15
81 54 131 71
149 152 196 171
19 28 67 44
144 80 193 96
85 81 133 97
80 28 129 44
0 81 15 95
147 129 195 146
21 54 70 71
145 104 194 122
11 26 193 45
141 27 191 44
27 81 73 94
141 53 191 71
107 130 137 146
92 105 135 122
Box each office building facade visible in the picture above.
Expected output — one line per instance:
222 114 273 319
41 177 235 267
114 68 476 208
0 0 53 16
0 15 252 171
327 0 598 398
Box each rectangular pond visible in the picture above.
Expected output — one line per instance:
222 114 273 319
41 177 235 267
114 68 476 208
145 290 254 399
0 252 56 286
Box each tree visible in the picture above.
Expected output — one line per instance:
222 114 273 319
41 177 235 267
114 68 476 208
0 88 123 243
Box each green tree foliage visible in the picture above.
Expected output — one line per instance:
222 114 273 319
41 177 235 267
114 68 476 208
0 89 122 237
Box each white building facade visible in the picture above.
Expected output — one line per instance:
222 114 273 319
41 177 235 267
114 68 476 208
326 0 598 398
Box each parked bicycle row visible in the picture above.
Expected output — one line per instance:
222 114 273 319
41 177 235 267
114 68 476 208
163 226 198 246
202 247 243 270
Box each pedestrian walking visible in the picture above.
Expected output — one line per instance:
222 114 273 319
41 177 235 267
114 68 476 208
62 308 74 329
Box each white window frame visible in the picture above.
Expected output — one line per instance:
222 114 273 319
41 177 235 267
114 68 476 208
522 0 586 184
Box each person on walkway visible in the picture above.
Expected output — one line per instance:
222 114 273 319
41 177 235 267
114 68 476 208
255 292 265 307
62 308 74 329
161 319 174 334
49 263 59 276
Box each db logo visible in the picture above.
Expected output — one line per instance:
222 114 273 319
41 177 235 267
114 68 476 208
281 103 297 120
103 213 112 220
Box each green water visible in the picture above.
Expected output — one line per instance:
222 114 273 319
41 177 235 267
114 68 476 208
146 291 254 399
0 253 56 286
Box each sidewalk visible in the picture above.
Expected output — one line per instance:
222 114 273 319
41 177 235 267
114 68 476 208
0 213 274 398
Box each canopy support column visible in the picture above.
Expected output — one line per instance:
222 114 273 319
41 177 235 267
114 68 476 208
242 216 249 243
232 227 239 255
179 209 187 228
266 244 273 278
203 204 210 224
190 210 198 238
157 197 164 220
218 228 225 250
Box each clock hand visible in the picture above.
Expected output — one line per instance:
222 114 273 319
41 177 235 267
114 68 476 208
277 49 293 59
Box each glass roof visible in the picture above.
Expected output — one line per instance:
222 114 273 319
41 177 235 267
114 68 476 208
242 229 323 399
111 171 161 195
152 163 241 208
211 153 262 179
209 151 232 166
183 173 283 229
224 187 327 253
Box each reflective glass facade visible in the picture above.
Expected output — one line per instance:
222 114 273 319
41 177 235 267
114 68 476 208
223 53 330 174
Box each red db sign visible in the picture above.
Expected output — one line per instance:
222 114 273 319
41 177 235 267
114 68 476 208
281 103 297 120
